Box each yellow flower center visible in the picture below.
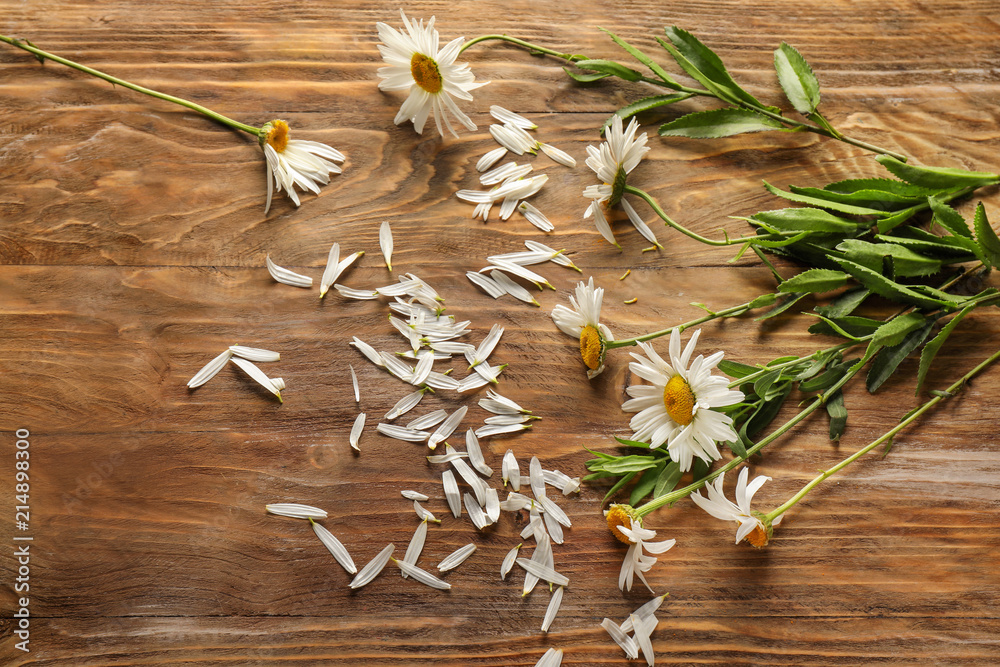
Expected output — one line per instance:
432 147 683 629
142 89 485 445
745 524 770 548
410 53 443 94
579 325 604 371
606 504 635 544
265 120 290 153
663 375 696 426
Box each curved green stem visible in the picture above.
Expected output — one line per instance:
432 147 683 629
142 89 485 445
763 346 1000 523
606 299 758 349
458 34 586 62
1 34 260 136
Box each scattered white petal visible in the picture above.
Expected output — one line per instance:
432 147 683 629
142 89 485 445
229 346 280 362
230 357 283 401
347 365 360 403
310 519 357 574
602 618 639 660
477 146 508 172
187 349 233 388
376 422 430 442
442 470 461 518
621 594 668 633
484 414 533 426
541 586 564 632
430 341 476 355
266 255 313 288
538 495 571 528
525 239 581 271
401 490 429 502
485 487 501 523
350 413 366 451
490 123 530 155
467 271 506 299
522 535 552 596
543 510 564 545
476 423 530 438
379 221 394 271
450 452 488 505
489 270 539 306
413 501 440 524
266 503 327 520
543 469 581 495
502 450 521 491
481 161 533 186
351 337 384 366
269 377 286 391
349 543 395 589
465 429 493 476
501 491 535 513
490 105 537 130
438 543 476 572
467 324 504 368
335 284 378 300
632 613 657 666
465 492 491 530
319 242 340 297
501 543 521 580
428 405 468 450
394 557 452 590
385 389 427 420
426 450 470 464
427 372 463 391
519 202 554 232
402 519 429 579
480 389 530 415
406 410 448 431
540 142 576 168
533 648 564 667
504 123 540 153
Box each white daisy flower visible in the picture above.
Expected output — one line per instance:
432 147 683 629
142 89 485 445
690 467 781 547
550 277 614 379
604 504 675 594
583 115 658 248
376 10 487 138
259 120 345 215
622 329 744 472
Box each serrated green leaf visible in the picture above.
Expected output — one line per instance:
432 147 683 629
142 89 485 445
600 28 681 87
788 185 923 209
653 461 683 498
876 205 921 234
659 107 786 139
763 181 891 217
876 230 980 261
973 202 1000 268
718 359 760 379
605 93 694 131
748 292 779 308
755 292 809 320
825 178 942 197
825 390 847 441
574 59 643 81
774 42 821 115
726 433 748 459
563 67 610 83
916 304 976 395
871 311 926 348
834 258 951 310
876 155 1000 190
662 26 768 109
751 208 862 234
630 462 665 505
778 268 850 294
806 313 867 341
815 287 869 318
836 239 942 278
866 317 936 393
928 196 973 238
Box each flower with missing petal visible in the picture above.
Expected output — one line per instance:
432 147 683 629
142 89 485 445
583 115 660 248
551 277 614 379
259 120 345 214
376 10 487 138
690 467 781 547
604 504 675 594
622 329 744 472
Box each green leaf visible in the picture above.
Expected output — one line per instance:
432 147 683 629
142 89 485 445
718 360 761 379
602 471 638 503
574 59 643 81
815 287 869 318
916 304 976 395
789 185 923 209
799 360 853 393
751 208 862 234
973 202 1000 268
807 315 883 339
662 26 769 109
774 42 821 115
876 230 980 261
825 390 847 441
605 93 694 131
563 67 610 83
875 205 921 234
806 314 867 341
875 155 1000 190
653 461 683 498
753 369 783 402
598 455 660 474
748 292 779 308
825 177 942 197
763 181 891 217
745 230 813 248
659 107 786 139
834 258 952 310
600 28 681 87
866 318 936 393
614 436 654 449
630 462 665 505
741 383 793 439
778 268 850 294
928 196 973 238
755 292 808 321
871 311 926 348
726 433 748 459
836 239 942 278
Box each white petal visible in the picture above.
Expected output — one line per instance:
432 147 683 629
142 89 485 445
428 405 468 450
394 557 451 590
187 349 233 388
489 269 539 306
541 585 564 632
464 492 490 530
230 357 282 400
490 105 537 130
266 254 313 288
477 146 508 172
413 500 440 524
631 613 657 666
401 490 429 502
466 271 506 299
485 487 501 523
335 284 378 300
502 450 521 491
533 648 564 667
519 201 555 232
349 543 395 589
500 543 521 580
475 423 530 438
380 221 394 271
319 242 340 297
229 346 280 362
406 409 448 431
620 594 669 633
349 412 366 451
516 557 568 587
540 142 577 168
601 618 639 659
437 543 476 572
351 337 384 366
376 422 430 442
311 519 357 574
442 470 461 518
265 503 327 520
350 365 360 403
465 429 493 476
385 389 427 420
402 518 429 579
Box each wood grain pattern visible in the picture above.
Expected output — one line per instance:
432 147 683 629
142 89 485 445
2 1 1000 665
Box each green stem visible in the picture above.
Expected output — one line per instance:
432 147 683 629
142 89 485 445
763 346 1000 523
0 34 260 136
458 35 586 62
606 299 757 349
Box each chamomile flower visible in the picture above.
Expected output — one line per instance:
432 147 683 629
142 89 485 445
604 504 675 594
690 467 781 547
583 115 660 248
622 329 744 471
551 277 614 379
259 120 345 214
376 10 487 138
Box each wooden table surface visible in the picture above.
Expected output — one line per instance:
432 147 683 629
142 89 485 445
2 1 999 665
